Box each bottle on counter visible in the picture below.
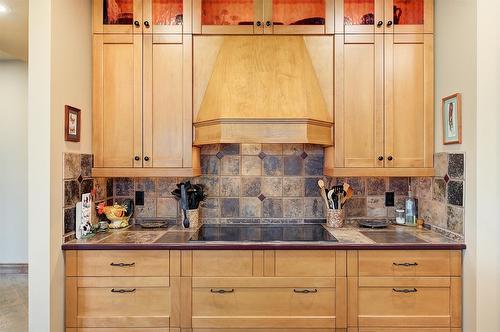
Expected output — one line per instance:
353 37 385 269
404 185 417 226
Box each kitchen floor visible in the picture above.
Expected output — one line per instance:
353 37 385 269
0 273 27 332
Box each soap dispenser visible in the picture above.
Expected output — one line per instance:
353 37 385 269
404 185 417 226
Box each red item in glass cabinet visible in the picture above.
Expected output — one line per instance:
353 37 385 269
154 0 183 25
344 0 374 26
105 0 134 24
394 0 423 25
202 0 254 25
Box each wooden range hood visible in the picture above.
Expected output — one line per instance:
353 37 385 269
194 36 333 146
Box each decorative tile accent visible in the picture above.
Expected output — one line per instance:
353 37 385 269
366 177 387 196
300 151 308 159
263 199 283 218
261 177 283 197
220 177 241 197
241 177 261 197
432 178 446 202
240 197 261 217
283 177 304 197
258 194 266 202
448 153 465 179
157 197 178 218
221 143 240 155
263 156 283 176
241 156 262 176
304 155 324 176
201 155 220 175
388 177 409 196
447 180 464 206
258 151 267 160
221 156 240 176
444 174 450 183
447 205 464 234
216 151 224 160
221 198 240 218
241 144 261 155
283 198 304 218
77 175 83 183
284 155 303 176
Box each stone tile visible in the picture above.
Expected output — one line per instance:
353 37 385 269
135 198 157 218
447 205 464 234
263 198 283 218
201 155 220 175
283 177 304 197
200 144 220 155
200 198 220 218
221 156 240 176
432 178 447 202
106 178 114 197
64 207 76 234
304 197 326 218
394 196 406 210
344 197 367 218
64 180 80 207
241 156 262 176
63 153 81 179
81 179 94 195
241 177 261 197
81 154 93 178
411 177 432 201
304 177 321 197
434 152 449 177
261 177 283 197
430 200 447 228
241 144 261 155
220 143 240 155
367 197 387 217
194 176 219 196
115 178 134 196
93 178 107 201
283 144 304 155
284 155 304 176
366 177 387 196
304 154 324 176
388 177 409 196
220 177 241 197
221 198 240 218
283 198 304 218
304 144 323 154
418 199 433 224
263 156 283 176
262 144 283 155
157 178 178 198
135 178 156 198
448 153 465 179
240 197 262 218
345 177 366 196
157 197 178 218
447 180 464 206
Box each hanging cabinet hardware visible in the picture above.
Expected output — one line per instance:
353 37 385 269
110 262 136 267
393 262 418 267
111 288 136 293
210 289 235 294
265 21 272 27
134 156 140 161
134 20 140 27
392 288 418 293
293 288 318 294
144 156 150 162
387 21 393 26
378 156 384 161
144 21 150 28
255 21 262 27
377 21 384 27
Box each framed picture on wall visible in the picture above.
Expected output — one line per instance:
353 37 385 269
65 105 81 142
442 93 462 145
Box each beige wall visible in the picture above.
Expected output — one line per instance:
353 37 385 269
29 0 92 331
434 1 477 330
0 60 28 263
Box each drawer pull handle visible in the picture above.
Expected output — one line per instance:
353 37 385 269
393 262 418 267
111 288 136 294
392 288 418 293
210 289 234 294
293 288 318 294
110 262 136 267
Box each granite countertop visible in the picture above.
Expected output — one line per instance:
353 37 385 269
61 222 466 250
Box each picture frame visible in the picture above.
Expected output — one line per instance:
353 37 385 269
442 93 462 145
65 105 81 142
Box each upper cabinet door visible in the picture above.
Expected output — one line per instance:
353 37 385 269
385 0 433 33
334 34 384 168
384 34 434 168
143 0 192 34
268 0 334 34
93 34 143 168
335 0 384 34
193 0 263 34
93 0 144 33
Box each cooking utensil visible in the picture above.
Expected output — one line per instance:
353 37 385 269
318 180 330 209
181 184 189 228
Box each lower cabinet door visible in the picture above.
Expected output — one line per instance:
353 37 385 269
192 281 336 329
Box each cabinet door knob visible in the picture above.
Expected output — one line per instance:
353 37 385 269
255 21 262 27
265 21 272 27
387 156 393 161
134 156 140 161
377 21 384 27
378 156 384 161
144 21 150 28
134 20 140 27
144 156 150 162
387 20 393 27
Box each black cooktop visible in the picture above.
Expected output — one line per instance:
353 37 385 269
189 224 337 242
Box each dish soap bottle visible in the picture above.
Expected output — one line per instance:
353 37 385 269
404 185 417 226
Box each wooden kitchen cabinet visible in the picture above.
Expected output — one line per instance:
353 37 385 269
93 0 192 34
193 0 334 34
335 0 433 34
328 33 434 176
92 33 200 177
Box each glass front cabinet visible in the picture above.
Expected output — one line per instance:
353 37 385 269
335 0 433 34
193 0 334 34
93 0 192 34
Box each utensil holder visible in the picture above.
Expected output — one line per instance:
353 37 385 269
327 209 345 228
185 208 201 228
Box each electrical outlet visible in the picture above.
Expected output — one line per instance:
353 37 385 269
385 192 395 207
135 191 145 206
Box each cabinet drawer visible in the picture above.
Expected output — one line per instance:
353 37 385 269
75 329 171 332
359 329 453 332
275 250 336 277
358 286 450 327
77 251 170 277
192 251 254 277
193 330 334 332
192 285 336 329
77 286 170 328
358 251 452 277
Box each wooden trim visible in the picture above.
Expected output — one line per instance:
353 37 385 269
324 167 435 177
334 35 344 167
133 34 144 168
325 0 335 34
181 250 193 276
201 25 255 35
171 250 181 277
450 277 462 328
0 263 28 274
336 250 347 277
252 250 264 276
92 167 201 178
358 277 451 287
65 251 77 276
348 277 359 327
171 276 182 327
424 34 435 165
272 25 326 35
347 250 358 277
77 276 170 287
192 0 201 33
191 317 336 329
92 34 104 167
180 277 192 328
183 35 194 167
450 250 463 277
263 250 275 277
192 277 335 288
336 276 347 329
66 277 78 328
183 0 193 34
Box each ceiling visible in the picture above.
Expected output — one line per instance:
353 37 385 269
0 0 28 61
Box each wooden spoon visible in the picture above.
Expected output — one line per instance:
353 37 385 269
317 179 330 210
